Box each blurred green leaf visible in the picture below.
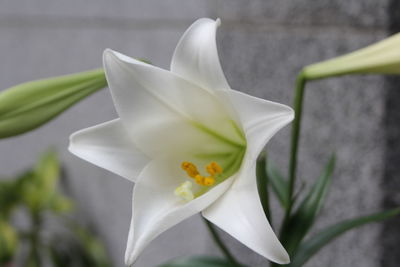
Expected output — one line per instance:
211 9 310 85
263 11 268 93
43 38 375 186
35 150 59 192
18 150 74 216
49 242 75 267
49 222 111 267
289 208 400 267
0 69 106 138
256 151 271 222
71 223 111 267
281 154 335 255
19 150 61 213
49 195 74 214
0 219 18 263
267 161 289 209
159 256 247 267
0 180 20 218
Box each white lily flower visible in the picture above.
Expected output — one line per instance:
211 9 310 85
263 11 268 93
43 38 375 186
69 18 293 265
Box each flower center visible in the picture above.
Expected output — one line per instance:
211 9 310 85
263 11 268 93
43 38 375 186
174 161 223 201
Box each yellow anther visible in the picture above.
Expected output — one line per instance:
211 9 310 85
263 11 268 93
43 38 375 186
203 177 215 186
174 181 194 201
195 174 204 185
181 161 222 187
206 162 223 176
181 161 199 178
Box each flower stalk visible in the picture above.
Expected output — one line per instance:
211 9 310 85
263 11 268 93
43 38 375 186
281 73 307 237
202 218 240 267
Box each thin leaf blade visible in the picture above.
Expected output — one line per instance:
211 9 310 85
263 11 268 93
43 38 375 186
289 208 400 267
281 154 336 255
267 161 289 209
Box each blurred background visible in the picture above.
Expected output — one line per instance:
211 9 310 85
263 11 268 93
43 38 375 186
0 0 399 266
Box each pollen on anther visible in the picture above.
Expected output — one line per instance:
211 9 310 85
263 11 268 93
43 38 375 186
181 161 222 187
181 161 199 178
195 174 204 185
203 177 215 186
206 162 223 176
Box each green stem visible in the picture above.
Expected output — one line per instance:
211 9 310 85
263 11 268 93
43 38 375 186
203 218 241 266
256 151 272 223
280 73 307 239
28 212 41 267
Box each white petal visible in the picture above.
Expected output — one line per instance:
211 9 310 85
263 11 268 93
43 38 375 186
103 49 244 159
69 119 149 182
202 91 293 263
227 90 294 161
125 157 234 265
170 18 230 92
202 159 290 264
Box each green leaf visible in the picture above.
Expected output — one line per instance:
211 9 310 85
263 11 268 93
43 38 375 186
70 223 111 267
0 180 21 217
267 161 289 209
0 69 106 138
256 151 271 222
281 154 335 255
159 256 247 267
289 208 400 267
35 150 60 190
49 233 110 267
0 219 18 263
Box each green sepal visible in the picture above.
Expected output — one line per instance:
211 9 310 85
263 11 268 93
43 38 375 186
281 154 335 256
288 208 400 267
0 69 106 138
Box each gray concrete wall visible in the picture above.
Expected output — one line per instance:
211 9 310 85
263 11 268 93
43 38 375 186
0 1 397 266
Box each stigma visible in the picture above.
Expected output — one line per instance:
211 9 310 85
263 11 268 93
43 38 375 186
174 181 194 201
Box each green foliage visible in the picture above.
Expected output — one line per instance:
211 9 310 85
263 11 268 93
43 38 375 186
280 155 335 256
0 220 18 264
288 208 400 267
48 223 111 267
264 154 400 267
18 150 73 214
266 161 290 209
159 256 247 267
0 69 106 138
71 223 112 267
0 180 20 218
0 149 111 267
